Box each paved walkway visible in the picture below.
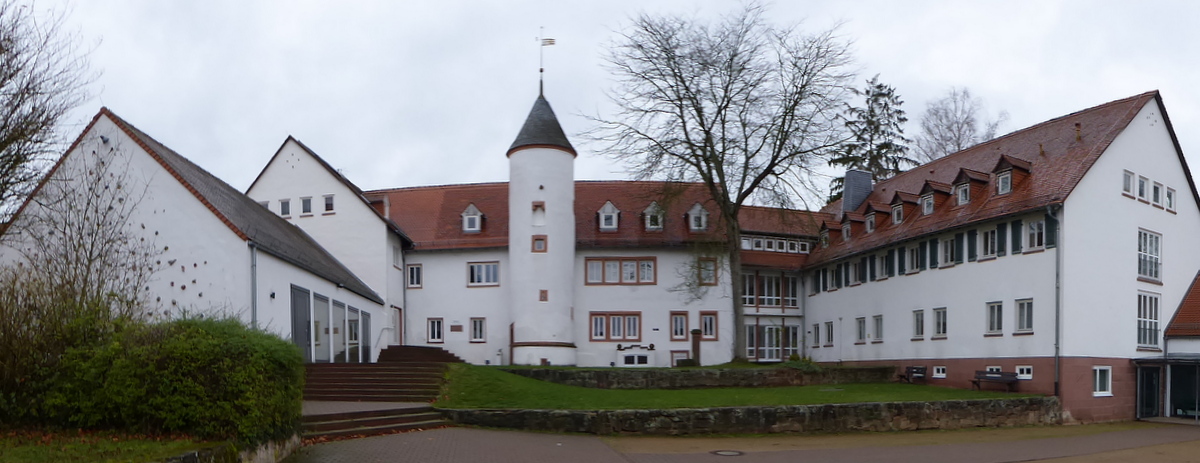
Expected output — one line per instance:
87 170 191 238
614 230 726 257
284 422 1200 463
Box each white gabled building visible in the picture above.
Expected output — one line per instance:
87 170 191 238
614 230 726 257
0 109 388 364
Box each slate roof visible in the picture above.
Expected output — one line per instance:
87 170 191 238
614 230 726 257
245 136 412 247
507 95 576 156
808 91 1173 266
365 181 822 252
1166 271 1200 337
99 109 384 304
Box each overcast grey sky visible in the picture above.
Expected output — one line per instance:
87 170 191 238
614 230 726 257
48 0 1200 199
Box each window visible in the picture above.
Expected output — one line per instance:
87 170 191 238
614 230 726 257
760 275 781 306
842 225 851 240
258 200 268 208
819 230 829 248
824 321 834 345
467 262 500 286
1138 229 1161 281
921 194 934 215
892 205 903 224
1139 292 1160 348
865 214 876 233
932 366 947 378
987 302 1003 334
532 235 547 253
622 354 649 366
1167 188 1177 212
699 258 717 286
644 202 663 230
1123 170 1134 195
956 184 970 205
856 317 867 343
392 245 402 268
742 274 757 305
847 261 860 285
470 318 486 342
877 254 889 279
1017 299 1033 332
324 195 334 212
1153 182 1163 206
301 197 312 214
585 257 656 285
1093 366 1112 397
687 203 708 231
1017 365 1033 380
907 247 920 273
873 315 883 342
701 312 718 340
782 276 799 307
933 308 947 337
997 171 1012 195
406 264 423 288
811 323 821 347
427 318 443 343
912 310 925 339
590 312 641 341
1027 220 1045 249
280 199 291 216
462 204 482 232
1138 176 1149 201
982 229 998 257
670 312 688 340
941 239 955 266
986 366 1002 373
599 201 619 231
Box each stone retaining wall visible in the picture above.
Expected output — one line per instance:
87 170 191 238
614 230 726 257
440 397 1061 435
160 435 299 463
500 366 894 389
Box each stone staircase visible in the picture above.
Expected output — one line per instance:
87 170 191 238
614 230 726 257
302 405 447 439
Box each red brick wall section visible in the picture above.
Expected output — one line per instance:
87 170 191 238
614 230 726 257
837 356 1135 423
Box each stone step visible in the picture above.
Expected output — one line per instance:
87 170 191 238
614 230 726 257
305 378 442 387
304 386 440 396
301 419 448 439
303 406 434 423
304 411 445 432
303 392 437 402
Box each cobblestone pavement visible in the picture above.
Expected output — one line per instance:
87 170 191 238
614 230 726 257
285 423 1200 463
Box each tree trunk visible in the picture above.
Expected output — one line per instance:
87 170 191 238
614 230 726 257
727 221 746 362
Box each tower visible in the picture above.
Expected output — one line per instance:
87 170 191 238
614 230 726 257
507 93 577 365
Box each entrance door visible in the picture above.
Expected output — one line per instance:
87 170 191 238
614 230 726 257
762 326 782 361
1138 366 1161 418
290 286 311 363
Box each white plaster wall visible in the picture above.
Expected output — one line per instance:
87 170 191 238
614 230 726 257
403 249 512 365
246 140 391 301
803 215 1058 363
508 147 576 364
254 251 385 361
1061 99 1200 358
384 232 405 345
1167 338 1200 354
573 249 735 367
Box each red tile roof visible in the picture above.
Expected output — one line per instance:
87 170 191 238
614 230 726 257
366 181 823 252
1166 271 1200 337
809 91 1162 265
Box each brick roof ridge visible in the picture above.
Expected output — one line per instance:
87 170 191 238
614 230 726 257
365 181 510 195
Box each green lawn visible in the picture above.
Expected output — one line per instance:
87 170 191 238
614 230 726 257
435 364 1028 410
0 429 209 463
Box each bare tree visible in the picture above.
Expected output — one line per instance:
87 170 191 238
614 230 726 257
590 4 854 360
0 0 93 220
912 87 1008 163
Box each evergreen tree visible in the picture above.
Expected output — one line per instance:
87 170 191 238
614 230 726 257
828 75 914 203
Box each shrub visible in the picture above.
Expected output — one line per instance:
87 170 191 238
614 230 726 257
45 317 304 444
782 357 822 373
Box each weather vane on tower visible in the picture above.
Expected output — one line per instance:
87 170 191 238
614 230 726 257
538 26 555 95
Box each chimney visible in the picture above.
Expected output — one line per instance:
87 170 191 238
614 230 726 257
842 169 873 212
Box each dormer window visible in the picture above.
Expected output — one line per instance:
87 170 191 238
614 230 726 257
955 184 970 205
865 214 875 233
819 230 829 248
921 194 934 215
462 204 482 233
643 202 664 231
598 201 620 231
841 226 850 240
997 171 1012 195
687 203 708 231
891 205 903 224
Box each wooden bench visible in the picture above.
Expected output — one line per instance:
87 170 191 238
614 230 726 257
898 366 927 383
972 370 1019 392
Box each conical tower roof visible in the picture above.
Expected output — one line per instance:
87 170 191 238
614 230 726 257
507 94 576 156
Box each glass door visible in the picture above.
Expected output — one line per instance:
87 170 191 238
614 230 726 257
1137 366 1161 419
762 326 781 361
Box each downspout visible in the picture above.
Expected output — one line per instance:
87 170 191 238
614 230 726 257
249 241 259 329
1049 204 1062 397
800 271 808 360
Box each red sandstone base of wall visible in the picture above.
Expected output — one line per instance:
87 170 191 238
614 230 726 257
835 356 1135 423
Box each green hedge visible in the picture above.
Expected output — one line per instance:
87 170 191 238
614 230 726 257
43 317 303 444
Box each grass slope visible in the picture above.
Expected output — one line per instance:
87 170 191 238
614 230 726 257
435 364 1027 410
